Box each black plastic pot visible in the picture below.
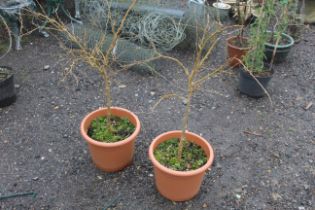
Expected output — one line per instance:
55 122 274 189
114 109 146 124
239 67 274 98
0 66 16 107
264 32 294 64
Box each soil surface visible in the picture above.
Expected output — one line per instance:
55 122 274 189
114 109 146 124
0 24 314 209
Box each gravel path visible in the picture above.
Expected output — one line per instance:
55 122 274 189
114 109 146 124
0 24 314 209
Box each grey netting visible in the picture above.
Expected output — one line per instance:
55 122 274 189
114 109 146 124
134 12 186 51
80 0 186 51
63 23 158 73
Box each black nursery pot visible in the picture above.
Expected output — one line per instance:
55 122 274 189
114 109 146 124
0 66 16 107
239 67 274 98
264 32 294 64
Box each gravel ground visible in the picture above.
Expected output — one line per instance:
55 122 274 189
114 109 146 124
0 22 314 209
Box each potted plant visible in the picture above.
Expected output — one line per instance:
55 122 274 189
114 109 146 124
147 19 228 201
264 0 294 64
0 15 16 107
226 0 251 67
0 66 16 107
285 0 304 43
34 0 143 172
212 1 232 22
240 0 274 98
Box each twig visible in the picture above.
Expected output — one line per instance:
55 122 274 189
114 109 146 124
236 58 273 106
0 192 37 201
0 14 12 59
243 130 263 137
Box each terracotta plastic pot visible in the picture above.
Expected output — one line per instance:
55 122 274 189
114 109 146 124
226 36 250 67
80 107 141 172
149 130 215 201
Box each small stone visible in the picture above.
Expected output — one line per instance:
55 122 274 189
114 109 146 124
44 65 50 70
182 99 188 105
32 177 39 181
14 84 20 89
118 84 126 88
150 91 155 96
271 192 282 201
97 175 103 180
298 207 305 210
202 203 208 208
48 149 52 153
235 194 241 200
148 174 154 177
305 102 313 110
304 184 310 190
40 156 45 160
135 93 138 97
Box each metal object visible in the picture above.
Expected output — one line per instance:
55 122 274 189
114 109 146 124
39 0 82 37
0 0 34 50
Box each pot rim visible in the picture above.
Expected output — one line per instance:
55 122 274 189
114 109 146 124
0 66 14 82
240 66 274 79
149 130 214 177
80 106 141 148
265 31 295 48
227 36 250 50
0 66 13 75
212 2 231 10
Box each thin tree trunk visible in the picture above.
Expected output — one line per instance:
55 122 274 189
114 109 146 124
102 70 112 131
178 86 193 161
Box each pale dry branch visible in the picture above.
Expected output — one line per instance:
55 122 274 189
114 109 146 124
151 93 184 111
0 14 12 59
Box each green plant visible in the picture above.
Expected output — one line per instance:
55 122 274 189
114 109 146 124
269 0 289 43
286 0 305 40
138 16 231 166
235 0 251 42
88 116 135 142
31 0 141 136
154 138 207 171
243 0 275 73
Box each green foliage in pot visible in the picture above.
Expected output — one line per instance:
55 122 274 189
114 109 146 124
243 0 291 72
154 138 207 171
88 116 135 143
243 0 275 73
268 0 290 45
